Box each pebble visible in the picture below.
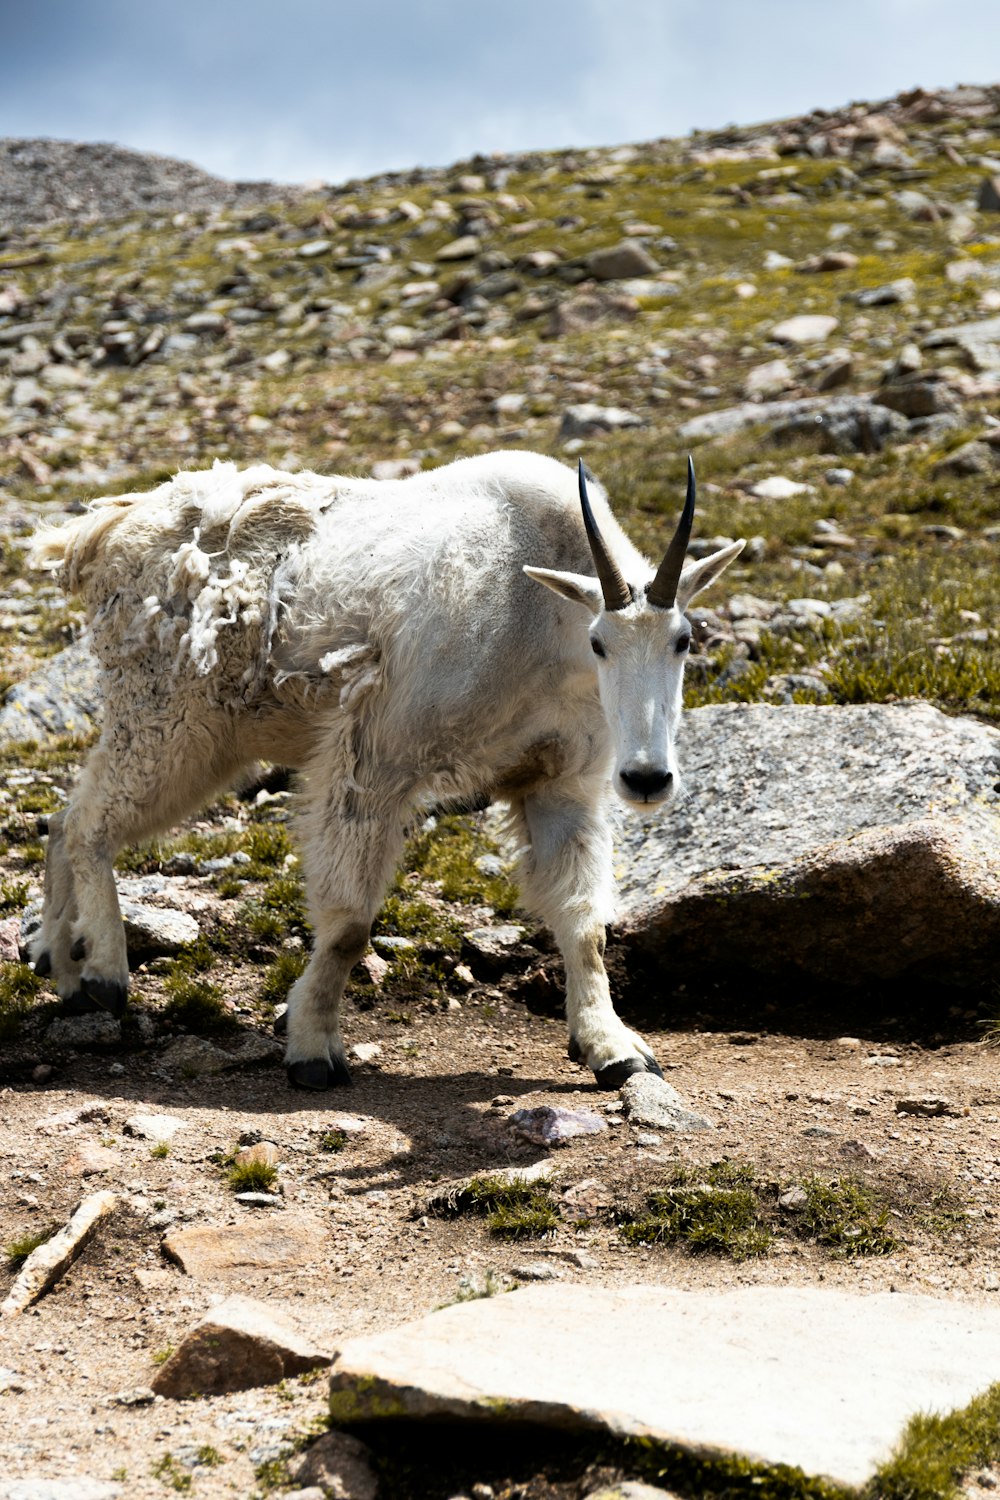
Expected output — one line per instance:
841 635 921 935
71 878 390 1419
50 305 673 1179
824 467 854 486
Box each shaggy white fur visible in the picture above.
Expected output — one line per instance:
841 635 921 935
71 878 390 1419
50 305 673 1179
30 450 743 1090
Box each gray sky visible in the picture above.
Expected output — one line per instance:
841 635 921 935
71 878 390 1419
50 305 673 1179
1 0 998 185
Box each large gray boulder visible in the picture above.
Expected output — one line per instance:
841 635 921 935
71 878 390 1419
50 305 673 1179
609 702 1000 985
327 1284 1000 1490
0 640 102 746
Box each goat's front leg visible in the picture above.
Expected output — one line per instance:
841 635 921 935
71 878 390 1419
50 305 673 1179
516 783 663 1090
285 783 409 1091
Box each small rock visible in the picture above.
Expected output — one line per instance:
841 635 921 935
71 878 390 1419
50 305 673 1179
235 1192 284 1208
119 901 200 960
293 1431 378 1500
371 934 415 955
511 1259 562 1281
36 1102 109 1134
932 441 997 478
769 314 838 345
509 1105 607 1148
585 1484 683 1500
124 1112 186 1143
0 914 21 963
462 924 527 976
436 235 481 261
854 279 916 307
297 239 333 258
158 1035 232 1076
796 251 858 273
748 476 814 500
586 240 658 280
779 1187 808 1211
620 1074 713 1132
31 1064 54 1084
547 291 638 337
559 403 644 438
235 1140 280 1168
825 467 854 486
151 1294 330 1398
350 1041 382 1064
44 1014 121 1048
895 1096 966 1118
743 358 793 399
110 1385 155 1406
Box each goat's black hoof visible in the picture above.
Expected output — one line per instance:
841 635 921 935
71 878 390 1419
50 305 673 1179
287 1056 354 1091
61 989 101 1016
70 936 87 962
594 1055 663 1091
567 1035 583 1063
81 977 128 1018
34 950 52 978
272 1006 288 1038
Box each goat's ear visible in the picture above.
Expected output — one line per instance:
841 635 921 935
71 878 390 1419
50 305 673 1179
675 540 745 611
524 566 603 613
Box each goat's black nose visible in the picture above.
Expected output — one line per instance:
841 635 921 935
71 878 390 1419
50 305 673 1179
620 767 673 798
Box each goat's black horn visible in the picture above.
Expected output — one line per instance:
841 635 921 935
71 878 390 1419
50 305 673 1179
646 456 696 610
579 460 632 612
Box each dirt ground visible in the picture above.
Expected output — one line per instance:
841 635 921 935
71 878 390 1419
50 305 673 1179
1 963 999 1497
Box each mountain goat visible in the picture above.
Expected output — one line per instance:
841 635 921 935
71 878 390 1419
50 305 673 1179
31 450 743 1090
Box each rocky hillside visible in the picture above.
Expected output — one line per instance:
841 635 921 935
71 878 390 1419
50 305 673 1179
2 81 1000 720
0 137 308 230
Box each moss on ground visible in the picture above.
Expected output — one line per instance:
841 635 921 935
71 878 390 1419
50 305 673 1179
614 1161 911 1261
428 1173 560 1239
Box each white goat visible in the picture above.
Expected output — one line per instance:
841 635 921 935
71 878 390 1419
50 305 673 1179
31 451 743 1090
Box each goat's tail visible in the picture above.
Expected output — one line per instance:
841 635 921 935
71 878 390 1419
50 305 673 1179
30 496 139 597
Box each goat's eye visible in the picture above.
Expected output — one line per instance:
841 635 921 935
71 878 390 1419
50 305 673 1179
590 638 606 658
675 633 691 655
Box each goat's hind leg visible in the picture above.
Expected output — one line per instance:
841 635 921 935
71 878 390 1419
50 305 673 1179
61 724 236 1017
285 783 409 1091
32 808 93 1013
515 781 663 1090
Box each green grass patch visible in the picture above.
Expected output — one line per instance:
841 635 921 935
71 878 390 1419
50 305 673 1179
797 1176 898 1259
871 1381 1000 1500
161 972 237 1035
5 1224 57 1270
615 1163 904 1261
225 1158 279 1193
403 814 519 915
259 949 308 1006
0 876 30 912
428 1173 559 1239
318 1130 348 1153
0 961 43 1041
616 1159 772 1260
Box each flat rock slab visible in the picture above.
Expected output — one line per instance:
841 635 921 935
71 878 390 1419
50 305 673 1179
151 1293 330 1397
610 702 1000 984
327 1285 1000 1489
162 1219 327 1277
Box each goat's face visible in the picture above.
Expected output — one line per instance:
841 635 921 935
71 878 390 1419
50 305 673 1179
526 461 744 809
